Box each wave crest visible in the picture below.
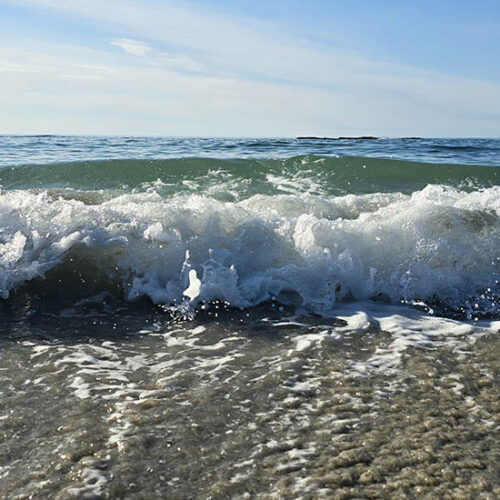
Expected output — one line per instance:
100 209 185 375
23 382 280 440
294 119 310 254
0 184 499 319
1 155 498 195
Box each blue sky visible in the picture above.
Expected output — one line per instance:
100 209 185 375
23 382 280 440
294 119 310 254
1 0 500 136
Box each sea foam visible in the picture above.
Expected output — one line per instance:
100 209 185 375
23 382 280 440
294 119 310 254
0 183 498 318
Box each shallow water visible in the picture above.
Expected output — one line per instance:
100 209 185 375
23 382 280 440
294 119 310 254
0 136 499 497
1 305 499 498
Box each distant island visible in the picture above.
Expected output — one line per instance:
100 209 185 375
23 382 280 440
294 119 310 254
296 136 379 140
296 136 422 140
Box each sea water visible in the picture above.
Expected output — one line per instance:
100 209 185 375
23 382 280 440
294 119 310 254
0 137 499 498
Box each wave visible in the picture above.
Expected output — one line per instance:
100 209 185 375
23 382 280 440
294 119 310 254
1 155 498 196
0 182 499 319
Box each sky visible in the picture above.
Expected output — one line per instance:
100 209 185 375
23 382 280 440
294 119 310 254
1 0 500 137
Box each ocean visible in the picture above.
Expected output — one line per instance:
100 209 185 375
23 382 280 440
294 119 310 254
0 136 499 498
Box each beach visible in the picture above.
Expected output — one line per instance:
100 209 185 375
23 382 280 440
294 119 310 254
1 307 499 498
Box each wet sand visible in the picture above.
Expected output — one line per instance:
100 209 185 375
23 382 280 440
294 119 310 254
0 306 498 498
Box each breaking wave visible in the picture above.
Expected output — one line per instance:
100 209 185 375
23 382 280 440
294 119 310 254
0 156 499 319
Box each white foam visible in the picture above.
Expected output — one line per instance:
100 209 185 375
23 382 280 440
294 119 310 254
333 302 500 377
0 185 498 318
183 269 201 301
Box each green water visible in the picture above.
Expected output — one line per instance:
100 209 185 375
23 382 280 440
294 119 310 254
1 156 498 195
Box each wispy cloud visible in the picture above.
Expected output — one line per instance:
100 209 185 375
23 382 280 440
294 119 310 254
111 38 152 57
0 62 41 73
111 36 203 73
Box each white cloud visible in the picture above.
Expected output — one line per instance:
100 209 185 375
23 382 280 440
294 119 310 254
111 38 152 57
